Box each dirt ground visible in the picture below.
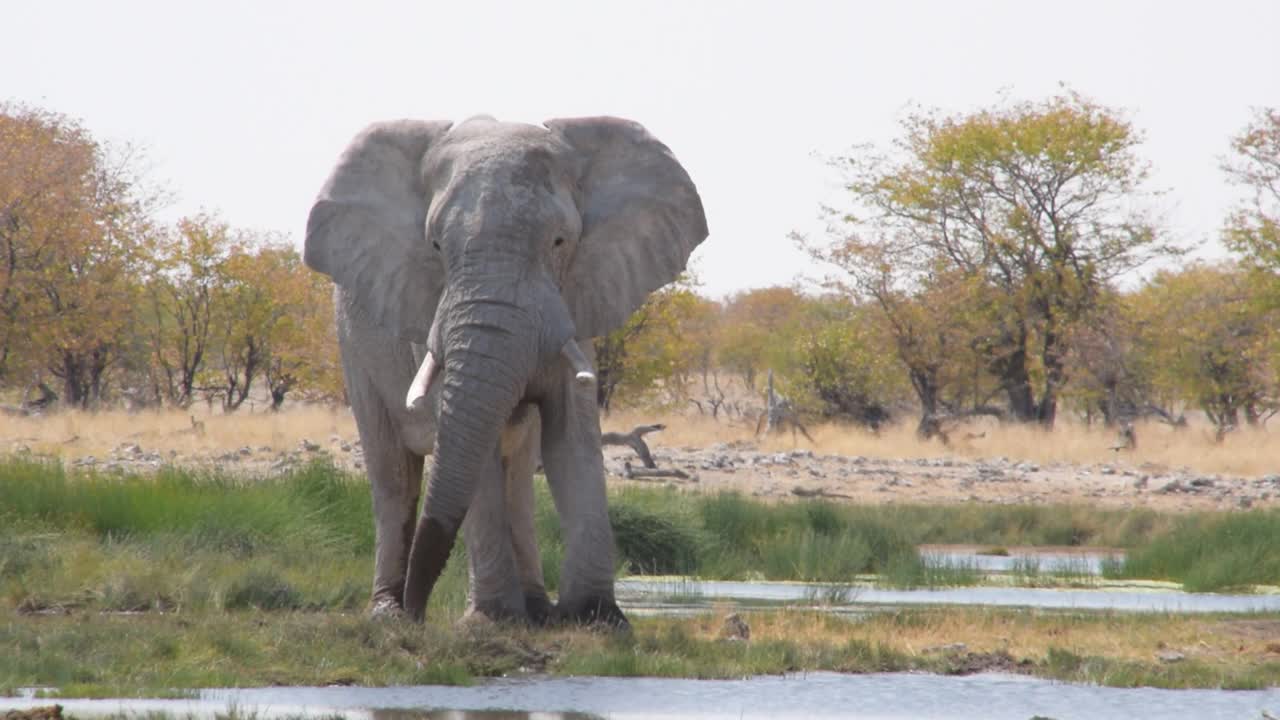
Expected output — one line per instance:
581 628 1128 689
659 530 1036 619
5 406 1277 513
602 439 1279 513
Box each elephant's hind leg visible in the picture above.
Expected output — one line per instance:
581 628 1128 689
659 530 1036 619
502 412 552 624
347 376 424 614
337 305 426 614
461 445 528 622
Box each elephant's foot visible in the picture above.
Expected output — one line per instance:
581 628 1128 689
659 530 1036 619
369 595 407 619
525 592 554 626
462 601 530 627
553 596 631 632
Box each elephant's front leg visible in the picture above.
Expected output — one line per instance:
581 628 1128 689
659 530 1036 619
539 376 628 630
461 444 528 621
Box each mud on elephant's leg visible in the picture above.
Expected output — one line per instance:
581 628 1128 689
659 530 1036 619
539 378 629 631
461 445 529 623
502 412 552 625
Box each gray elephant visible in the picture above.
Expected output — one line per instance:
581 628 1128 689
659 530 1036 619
304 116 707 626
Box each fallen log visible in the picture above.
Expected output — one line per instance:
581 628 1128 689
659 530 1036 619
623 461 694 482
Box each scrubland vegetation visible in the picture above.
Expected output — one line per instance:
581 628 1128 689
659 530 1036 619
4 94 1280 695
3 99 1280 447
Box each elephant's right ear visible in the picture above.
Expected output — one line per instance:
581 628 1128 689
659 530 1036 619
304 120 453 343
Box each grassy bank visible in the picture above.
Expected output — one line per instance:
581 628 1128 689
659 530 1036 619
3 609 1278 695
2 456 1277 612
0 458 469 618
4 457 1280 694
1105 510 1280 591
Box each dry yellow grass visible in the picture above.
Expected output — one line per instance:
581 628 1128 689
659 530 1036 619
1 406 357 460
604 409 1280 477
673 607 1278 668
3 404 1277 478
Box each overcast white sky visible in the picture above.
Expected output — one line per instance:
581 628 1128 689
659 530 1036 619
4 1 1278 298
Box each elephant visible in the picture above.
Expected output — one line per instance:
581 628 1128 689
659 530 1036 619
303 115 707 627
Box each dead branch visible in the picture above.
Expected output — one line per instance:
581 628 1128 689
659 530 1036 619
602 423 665 468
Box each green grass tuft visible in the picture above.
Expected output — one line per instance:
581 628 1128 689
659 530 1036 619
1109 510 1280 591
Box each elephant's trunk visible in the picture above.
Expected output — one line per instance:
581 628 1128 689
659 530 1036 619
402 280 577 621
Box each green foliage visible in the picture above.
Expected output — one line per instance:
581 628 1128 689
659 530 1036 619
880 553 983 589
791 304 903 425
1109 510 1280 591
810 91 1177 427
1222 107 1280 273
715 286 811 390
609 503 702 575
593 274 715 410
1127 263 1277 432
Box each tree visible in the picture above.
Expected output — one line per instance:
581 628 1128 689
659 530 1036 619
592 274 708 411
1222 108 1280 273
0 103 154 407
814 92 1175 427
1129 263 1277 436
790 298 904 427
213 240 326 411
142 214 232 406
716 286 810 390
1062 289 1165 427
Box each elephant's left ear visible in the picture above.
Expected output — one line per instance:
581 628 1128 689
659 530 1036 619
545 117 708 339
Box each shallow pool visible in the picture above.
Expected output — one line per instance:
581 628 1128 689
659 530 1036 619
8 672 1280 720
616 578 1280 613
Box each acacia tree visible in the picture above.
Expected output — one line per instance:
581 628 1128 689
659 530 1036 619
814 93 1174 427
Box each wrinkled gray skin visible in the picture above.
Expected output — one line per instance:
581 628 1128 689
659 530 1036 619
304 116 707 627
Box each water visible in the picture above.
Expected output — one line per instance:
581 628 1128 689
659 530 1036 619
920 548 1120 575
616 578 1280 613
7 673 1280 719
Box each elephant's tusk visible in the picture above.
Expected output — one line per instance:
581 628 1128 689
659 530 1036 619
405 351 439 412
560 339 597 386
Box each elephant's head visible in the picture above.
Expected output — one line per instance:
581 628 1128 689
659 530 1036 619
304 116 707 619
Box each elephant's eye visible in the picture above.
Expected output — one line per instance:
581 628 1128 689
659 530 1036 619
432 240 441 251
554 237 565 247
